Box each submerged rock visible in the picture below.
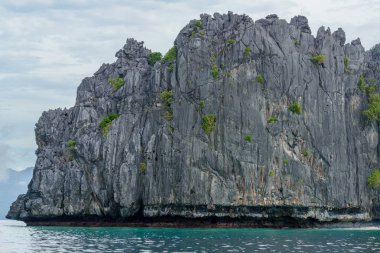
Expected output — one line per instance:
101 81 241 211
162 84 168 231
7 12 380 227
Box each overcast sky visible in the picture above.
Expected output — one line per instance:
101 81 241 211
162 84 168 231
0 0 379 179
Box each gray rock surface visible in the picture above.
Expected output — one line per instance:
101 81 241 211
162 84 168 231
7 12 380 226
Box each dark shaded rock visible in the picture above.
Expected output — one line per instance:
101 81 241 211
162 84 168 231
7 12 380 226
290 15 311 34
367 44 380 61
332 28 346 46
352 38 362 46
266 14 279 21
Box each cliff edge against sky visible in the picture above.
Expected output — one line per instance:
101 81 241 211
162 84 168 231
7 12 380 227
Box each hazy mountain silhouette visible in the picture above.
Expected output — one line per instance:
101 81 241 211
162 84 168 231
0 167 33 219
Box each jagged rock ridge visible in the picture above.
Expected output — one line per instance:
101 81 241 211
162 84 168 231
7 12 380 227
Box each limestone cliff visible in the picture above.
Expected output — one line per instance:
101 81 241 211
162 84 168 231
7 12 380 227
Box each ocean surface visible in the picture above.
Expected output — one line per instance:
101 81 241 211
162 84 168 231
1 220 380 252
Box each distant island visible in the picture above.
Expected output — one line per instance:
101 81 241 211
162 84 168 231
7 12 380 227
1 168 32 219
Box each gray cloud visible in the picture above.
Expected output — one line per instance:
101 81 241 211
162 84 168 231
0 0 379 174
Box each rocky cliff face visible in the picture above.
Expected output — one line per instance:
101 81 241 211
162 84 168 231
7 12 380 227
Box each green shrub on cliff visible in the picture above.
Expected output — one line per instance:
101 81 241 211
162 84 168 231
289 102 302 115
148 52 162 65
358 74 367 91
368 168 380 188
365 84 377 96
67 139 76 152
139 162 147 174
191 20 203 37
209 54 219 80
357 74 380 122
160 90 174 122
166 124 175 133
344 55 349 70
226 38 236 44
243 47 251 59
99 113 119 136
108 77 125 90
194 20 202 30
244 134 252 142
256 73 264 84
199 100 205 110
162 46 177 63
310 54 325 65
163 111 174 121
267 115 278 124
357 74 376 96
211 64 219 80
362 93 380 122
160 90 173 108
202 114 216 136
167 64 174 72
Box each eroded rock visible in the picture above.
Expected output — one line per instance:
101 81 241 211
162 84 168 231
7 12 380 226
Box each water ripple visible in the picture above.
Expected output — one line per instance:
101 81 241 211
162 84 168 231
1 220 380 252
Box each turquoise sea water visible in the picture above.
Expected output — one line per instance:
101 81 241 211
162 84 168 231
1 220 380 252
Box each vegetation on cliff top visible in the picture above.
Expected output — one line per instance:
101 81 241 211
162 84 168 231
162 46 177 63
148 52 162 65
194 20 202 30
